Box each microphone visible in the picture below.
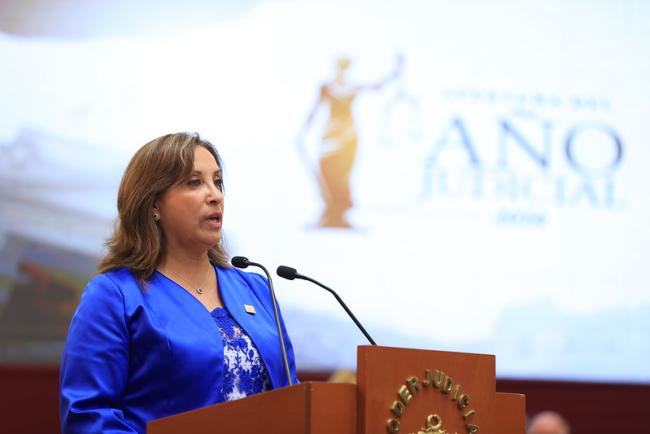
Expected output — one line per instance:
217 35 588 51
276 265 377 346
231 256 249 268
231 256 293 386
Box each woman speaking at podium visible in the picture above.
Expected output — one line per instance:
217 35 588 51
60 132 299 434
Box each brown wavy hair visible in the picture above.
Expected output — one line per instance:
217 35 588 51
97 132 230 284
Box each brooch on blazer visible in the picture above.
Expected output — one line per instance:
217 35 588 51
244 304 256 315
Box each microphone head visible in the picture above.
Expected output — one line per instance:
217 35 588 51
277 265 298 280
231 256 250 269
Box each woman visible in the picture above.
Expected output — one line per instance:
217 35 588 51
60 132 299 434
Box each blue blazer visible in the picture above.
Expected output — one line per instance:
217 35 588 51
60 265 299 434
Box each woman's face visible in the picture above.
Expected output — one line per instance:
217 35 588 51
155 146 224 256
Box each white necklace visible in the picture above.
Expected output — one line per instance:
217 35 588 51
169 269 210 295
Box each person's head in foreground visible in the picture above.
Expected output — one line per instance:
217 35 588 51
527 411 571 434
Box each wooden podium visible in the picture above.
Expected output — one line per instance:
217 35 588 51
148 346 525 434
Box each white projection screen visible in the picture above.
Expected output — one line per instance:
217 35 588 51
0 0 648 383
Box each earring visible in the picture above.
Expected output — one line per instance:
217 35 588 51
153 212 160 221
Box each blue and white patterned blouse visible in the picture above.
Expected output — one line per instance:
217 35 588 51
211 307 271 401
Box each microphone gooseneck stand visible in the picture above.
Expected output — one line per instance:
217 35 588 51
277 265 377 346
231 256 293 386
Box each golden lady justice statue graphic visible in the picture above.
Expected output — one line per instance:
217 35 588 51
298 54 403 228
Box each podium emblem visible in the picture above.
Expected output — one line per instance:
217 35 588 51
413 414 447 434
385 369 480 434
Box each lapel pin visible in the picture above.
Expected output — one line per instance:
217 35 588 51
244 304 256 315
